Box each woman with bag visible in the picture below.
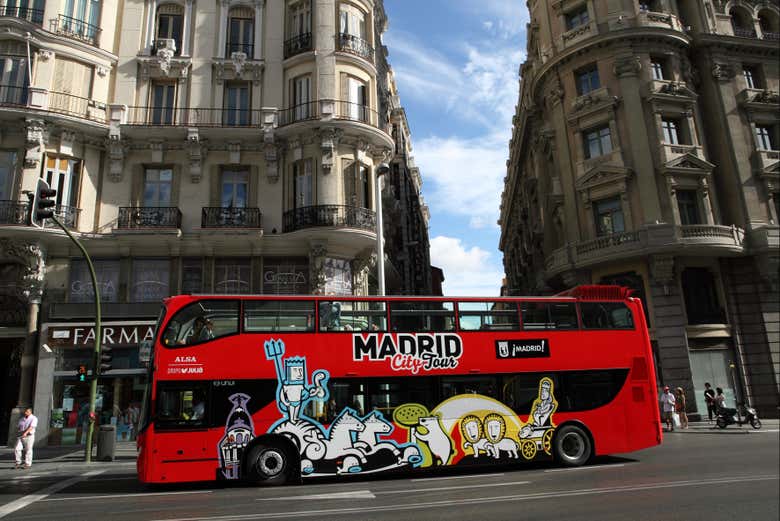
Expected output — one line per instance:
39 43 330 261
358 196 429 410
675 387 688 429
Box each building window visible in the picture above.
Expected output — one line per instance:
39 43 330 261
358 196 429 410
676 190 701 225
661 118 682 145
70 259 120 303
214 258 251 294
650 58 667 80
639 1 659 11
223 82 250 126
151 82 176 124
593 197 625 236
339 3 366 39
743 66 761 89
132 259 171 303
583 125 612 159
143 168 173 207
181 258 203 294
755 125 776 150
63 0 101 42
263 258 309 294
682 267 725 325
565 5 589 30
227 7 254 56
293 159 313 208
345 76 368 121
730 8 756 37
0 150 17 201
344 162 371 209
0 56 28 104
291 75 311 120
773 193 780 223
156 3 183 55
44 156 80 210
288 0 311 38
221 169 249 208
575 64 600 95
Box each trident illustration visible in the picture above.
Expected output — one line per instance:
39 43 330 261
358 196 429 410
264 338 285 376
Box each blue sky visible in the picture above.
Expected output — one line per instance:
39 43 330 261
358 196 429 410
383 0 527 296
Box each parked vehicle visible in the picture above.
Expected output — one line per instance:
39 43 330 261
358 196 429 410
716 404 761 429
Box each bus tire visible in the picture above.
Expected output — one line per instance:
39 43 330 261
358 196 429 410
553 424 592 467
245 442 293 486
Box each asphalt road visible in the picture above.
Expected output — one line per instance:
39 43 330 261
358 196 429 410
1 428 778 521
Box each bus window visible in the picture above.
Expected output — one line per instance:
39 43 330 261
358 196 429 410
390 301 455 332
458 301 520 331
521 302 578 330
442 376 499 399
244 300 315 332
319 301 387 332
580 302 635 330
155 382 209 429
161 300 239 347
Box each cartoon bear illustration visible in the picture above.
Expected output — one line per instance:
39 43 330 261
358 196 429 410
412 415 452 466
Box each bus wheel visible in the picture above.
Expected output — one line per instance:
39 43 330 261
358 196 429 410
520 440 537 460
554 425 592 467
246 443 292 486
542 430 553 455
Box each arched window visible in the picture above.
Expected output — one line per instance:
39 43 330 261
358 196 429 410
758 10 779 40
730 7 756 38
156 3 183 55
227 6 254 56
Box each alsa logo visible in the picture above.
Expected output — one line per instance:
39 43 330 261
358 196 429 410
174 356 198 363
353 333 463 374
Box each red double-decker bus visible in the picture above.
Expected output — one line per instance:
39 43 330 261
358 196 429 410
137 286 661 485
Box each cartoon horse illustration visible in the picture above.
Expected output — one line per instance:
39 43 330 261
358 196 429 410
299 408 367 473
355 411 401 457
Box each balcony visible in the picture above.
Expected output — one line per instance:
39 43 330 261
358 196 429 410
660 143 704 163
0 3 43 25
0 85 27 107
753 149 780 172
278 99 383 129
225 42 254 58
732 25 757 38
201 207 261 228
337 33 374 62
277 101 320 126
334 100 380 127
52 205 80 229
635 10 684 31
763 31 780 41
124 106 262 127
50 14 101 46
545 224 745 274
0 200 29 226
117 207 181 230
0 85 106 124
284 32 312 59
283 205 376 233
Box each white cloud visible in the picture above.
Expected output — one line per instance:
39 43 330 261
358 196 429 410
430 236 504 296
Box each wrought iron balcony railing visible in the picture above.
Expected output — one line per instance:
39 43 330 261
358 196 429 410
0 200 29 225
0 3 43 25
762 31 780 41
51 14 101 46
53 205 80 229
48 90 106 122
277 100 381 129
117 207 181 230
283 205 376 233
335 100 379 126
226 42 254 57
277 101 320 126
201 207 261 228
124 106 263 127
732 26 757 38
284 32 312 58
0 85 28 107
337 33 374 61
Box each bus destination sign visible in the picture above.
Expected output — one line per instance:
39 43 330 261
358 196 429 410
495 339 550 359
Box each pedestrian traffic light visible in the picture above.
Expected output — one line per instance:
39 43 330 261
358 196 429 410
31 178 57 228
99 345 113 374
78 364 88 382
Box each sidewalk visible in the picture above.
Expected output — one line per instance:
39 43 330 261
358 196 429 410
0 441 137 478
667 418 779 434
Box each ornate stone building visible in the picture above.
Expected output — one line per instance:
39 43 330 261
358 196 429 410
0 0 430 445
499 0 779 418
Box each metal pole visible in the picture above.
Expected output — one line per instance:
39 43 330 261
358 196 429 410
729 361 740 423
375 164 389 296
51 215 101 462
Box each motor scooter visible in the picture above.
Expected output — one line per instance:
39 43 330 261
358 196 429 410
715 404 761 429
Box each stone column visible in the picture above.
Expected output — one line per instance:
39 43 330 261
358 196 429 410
254 0 264 60
145 0 158 52
309 243 327 295
182 0 193 56
218 0 229 59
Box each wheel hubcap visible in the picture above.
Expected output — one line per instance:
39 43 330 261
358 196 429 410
560 432 585 462
257 449 285 477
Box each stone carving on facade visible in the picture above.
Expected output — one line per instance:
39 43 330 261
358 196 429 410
752 89 780 104
0 239 45 304
351 253 376 294
107 135 128 182
650 254 675 295
139 52 191 81
36 49 53 61
545 78 564 108
24 119 47 169
613 56 642 78
319 127 344 173
188 128 207 183
711 62 735 82
214 56 264 85
309 244 328 295
96 65 110 78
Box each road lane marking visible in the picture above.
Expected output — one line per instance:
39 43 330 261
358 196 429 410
155 474 779 521
0 469 104 519
41 490 214 502
380 480 531 495
544 463 627 473
411 472 504 482
258 491 375 501
50 450 85 462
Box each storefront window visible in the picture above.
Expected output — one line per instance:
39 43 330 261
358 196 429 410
69 259 120 302
322 258 352 295
132 259 171 302
215 258 251 294
263 257 309 294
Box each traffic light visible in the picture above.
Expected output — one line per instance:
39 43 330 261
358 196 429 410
78 364 88 382
31 178 57 228
99 345 113 374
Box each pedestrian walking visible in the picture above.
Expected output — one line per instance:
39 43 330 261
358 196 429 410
703 382 716 423
659 386 676 431
14 408 37 469
675 387 688 429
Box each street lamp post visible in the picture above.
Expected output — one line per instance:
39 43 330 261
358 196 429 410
375 163 390 296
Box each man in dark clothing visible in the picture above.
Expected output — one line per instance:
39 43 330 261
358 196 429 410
704 382 716 423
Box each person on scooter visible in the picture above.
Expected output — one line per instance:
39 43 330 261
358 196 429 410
715 387 735 418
